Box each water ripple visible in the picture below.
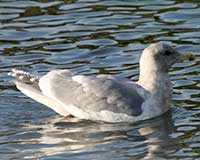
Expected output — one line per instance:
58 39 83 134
1 0 200 159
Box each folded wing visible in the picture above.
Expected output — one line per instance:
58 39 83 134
8 69 70 116
39 70 144 118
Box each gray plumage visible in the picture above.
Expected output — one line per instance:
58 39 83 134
8 43 195 123
39 70 143 116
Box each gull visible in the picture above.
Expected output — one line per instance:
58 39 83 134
8 43 196 123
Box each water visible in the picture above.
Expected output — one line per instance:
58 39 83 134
0 0 200 159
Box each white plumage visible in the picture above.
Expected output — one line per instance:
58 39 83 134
8 43 195 123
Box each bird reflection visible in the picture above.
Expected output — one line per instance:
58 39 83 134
24 111 180 159
137 111 176 160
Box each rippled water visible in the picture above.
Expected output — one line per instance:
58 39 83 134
1 0 200 159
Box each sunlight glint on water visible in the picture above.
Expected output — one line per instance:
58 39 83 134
0 0 200 160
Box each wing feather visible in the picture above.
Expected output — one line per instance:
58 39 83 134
39 70 144 117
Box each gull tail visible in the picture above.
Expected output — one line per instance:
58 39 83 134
8 69 70 116
8 69 40 84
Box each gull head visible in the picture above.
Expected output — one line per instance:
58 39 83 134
140 43 196 73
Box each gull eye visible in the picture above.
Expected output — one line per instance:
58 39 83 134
165 50 173 56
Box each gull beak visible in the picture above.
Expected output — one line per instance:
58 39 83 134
178 53 196 62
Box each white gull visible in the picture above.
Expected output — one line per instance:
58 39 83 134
8 43 196 123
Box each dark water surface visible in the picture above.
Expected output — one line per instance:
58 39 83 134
1 0 200 159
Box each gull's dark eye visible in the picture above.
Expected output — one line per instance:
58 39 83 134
165 50 173 56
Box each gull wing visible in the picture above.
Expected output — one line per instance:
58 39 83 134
39 70 144 117
8 69 70 116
